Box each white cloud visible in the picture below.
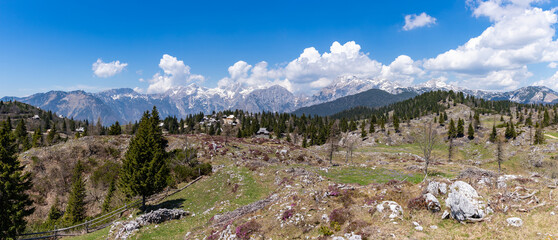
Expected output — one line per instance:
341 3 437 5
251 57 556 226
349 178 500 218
533 70 558 90
92 59 128 78
403 13 437 31
146 54 205 94
424 0 558 90
217 41 420 93
548 62 558 68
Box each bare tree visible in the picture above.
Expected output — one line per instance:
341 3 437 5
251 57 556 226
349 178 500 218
417 121 438 176
327 121 341 165
222 124 233 145
343 132 359 164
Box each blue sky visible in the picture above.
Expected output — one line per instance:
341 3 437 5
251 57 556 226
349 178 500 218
1 0 557 97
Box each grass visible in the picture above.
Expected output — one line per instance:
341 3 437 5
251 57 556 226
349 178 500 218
67 166 274 240
319 166 424 185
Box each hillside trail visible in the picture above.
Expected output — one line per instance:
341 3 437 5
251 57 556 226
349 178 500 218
545 134 558 140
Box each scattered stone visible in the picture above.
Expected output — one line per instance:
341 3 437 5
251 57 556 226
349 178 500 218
376 201 403 219
412 221 423 231
322 213 330 223
445 181 486 222
427 181 447 196
507 217 523 227
442 210 450 219
430 225 438 230
109 209 189 239
551 212 555 216
212 194 279 226
424 193 441 212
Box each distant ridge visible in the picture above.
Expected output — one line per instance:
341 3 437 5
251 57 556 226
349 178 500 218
292 89 417 116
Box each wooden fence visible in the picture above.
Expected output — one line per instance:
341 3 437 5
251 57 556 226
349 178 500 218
18 176 203 240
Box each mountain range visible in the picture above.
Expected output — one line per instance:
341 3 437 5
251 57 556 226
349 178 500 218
3 76 558 124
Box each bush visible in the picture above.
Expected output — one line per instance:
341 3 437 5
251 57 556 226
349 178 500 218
236 220 260 240
318 226 333 236
346 219 368 233
407 195 427 211
91 161 121 188
281 209 294 221
329 208 351 225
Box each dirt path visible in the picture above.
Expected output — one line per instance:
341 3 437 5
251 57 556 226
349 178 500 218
545 134 558 140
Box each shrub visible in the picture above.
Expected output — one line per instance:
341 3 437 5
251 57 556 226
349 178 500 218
329 208 351 225
328 185 340 196
330 221 341 231
235 220 260 240
91 161 121 188
407 195 427 211
281 209 294 221
346 219 368 233
318 226 333 236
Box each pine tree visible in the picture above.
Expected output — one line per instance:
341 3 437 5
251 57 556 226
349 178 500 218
102 178 116 212
369 122 375 134
120 107 169 209
457 118 464 138
489 125 498 143
15 119 30 151
534 125 545 145
47 197 62 223
0 121 34 238
393 116 400 133
64 160 86 224
467 122 475 140
448 119 456 139
108 121 122 135
32 127 42 148
543 109 550 127
46 126 57 145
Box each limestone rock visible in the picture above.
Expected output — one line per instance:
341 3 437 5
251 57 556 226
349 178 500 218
427 181 447 196
376 201 403 219
507 217 523 227
445 181 486 222
424 193 441 212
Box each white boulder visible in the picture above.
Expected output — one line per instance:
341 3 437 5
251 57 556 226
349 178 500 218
445 181 486 221
376 201 404 219
424 193 441 212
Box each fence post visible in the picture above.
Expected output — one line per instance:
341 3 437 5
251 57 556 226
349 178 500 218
85 220 89 233
54 225 57 240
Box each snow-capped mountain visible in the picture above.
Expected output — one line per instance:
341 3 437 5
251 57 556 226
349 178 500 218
3 75 558 124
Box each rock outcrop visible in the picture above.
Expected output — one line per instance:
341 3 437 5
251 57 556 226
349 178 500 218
445 181 487 222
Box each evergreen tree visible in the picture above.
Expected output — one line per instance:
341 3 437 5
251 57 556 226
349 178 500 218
473 112 481 129
0 121 34 238
489 125 498 143
64 160 86 224
47 198 63 223
349 120 357 132
102 178 116 212
32 127 42 148
504 121 517 139
108 121 122 135
534 125 545 145
15 119 30 151
457 118 464 138
467 122 475 140
120 107 169 209
46 126 57 145
439 113 445 125
448 119 456 139
369 122 375 133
